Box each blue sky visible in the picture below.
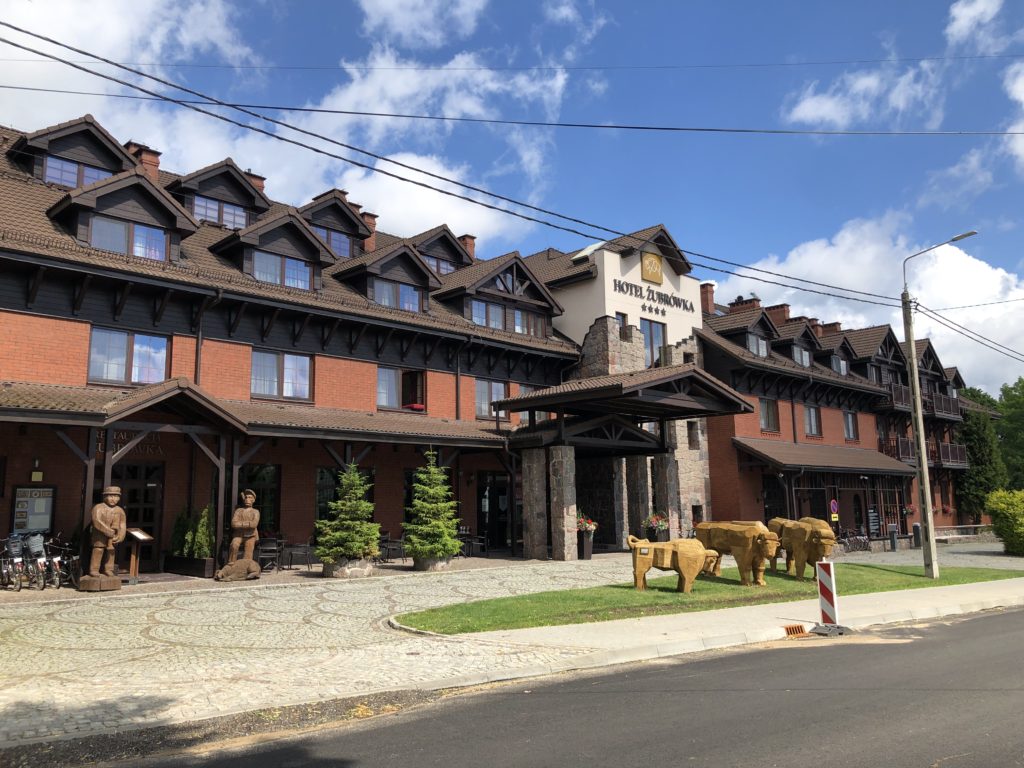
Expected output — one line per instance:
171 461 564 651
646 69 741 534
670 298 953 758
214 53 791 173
1 0 1023 393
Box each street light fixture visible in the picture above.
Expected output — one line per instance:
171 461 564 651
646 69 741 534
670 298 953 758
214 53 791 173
901 230 977 579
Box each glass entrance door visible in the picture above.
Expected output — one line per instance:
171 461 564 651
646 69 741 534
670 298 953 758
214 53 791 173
477 472 510 550
111 463 164 571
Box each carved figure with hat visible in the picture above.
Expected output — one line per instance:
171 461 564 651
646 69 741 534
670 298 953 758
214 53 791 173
228 489 260 563
89 486 127 577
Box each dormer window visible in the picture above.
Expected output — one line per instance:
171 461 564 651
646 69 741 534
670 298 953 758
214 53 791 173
311 225 351 258
746 334 769 357
831 355 849 375
254 250 311 290
45 155 111 188
471 300 504 329
373 277 421 312
792 347 811 367
514 309 545 337
90 215 167 261
193 195 248 229
423 255 456 275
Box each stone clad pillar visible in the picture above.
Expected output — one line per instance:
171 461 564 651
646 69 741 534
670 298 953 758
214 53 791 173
651 452 682 538
612 457 628 549
625 455 650 537
521 448 547 560
548 445 577 561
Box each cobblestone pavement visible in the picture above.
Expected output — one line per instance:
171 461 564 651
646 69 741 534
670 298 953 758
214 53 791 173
0 543 1017 748
0 554 634 747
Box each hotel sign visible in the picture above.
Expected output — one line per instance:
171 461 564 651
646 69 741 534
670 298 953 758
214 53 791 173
612 279 695 313
641 252 663 285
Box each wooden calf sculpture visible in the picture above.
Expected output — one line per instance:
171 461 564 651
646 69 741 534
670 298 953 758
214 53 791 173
627 536 718 593
214 558 261 582
769 517 836 580
694 521 780 587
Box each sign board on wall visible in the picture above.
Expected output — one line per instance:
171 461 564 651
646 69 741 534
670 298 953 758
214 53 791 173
12 486 55 532
641 252 663 285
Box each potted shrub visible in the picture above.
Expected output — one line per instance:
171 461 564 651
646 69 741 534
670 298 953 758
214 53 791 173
404 451 461 571
315 463 381 578
164 506 217 578
576 512 597 560
643 513 670 542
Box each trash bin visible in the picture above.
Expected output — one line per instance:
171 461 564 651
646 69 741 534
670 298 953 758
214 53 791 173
912 522 922 548
887 524 899 552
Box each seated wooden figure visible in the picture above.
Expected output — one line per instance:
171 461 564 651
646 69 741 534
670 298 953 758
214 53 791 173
627 535 718 594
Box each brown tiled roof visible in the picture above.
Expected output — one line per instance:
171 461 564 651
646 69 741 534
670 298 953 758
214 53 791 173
436 251 518 294
0 379 505 444
832 325 891 359
521 246 592 285
774 320 817 343
166 157 271 209
696 327 884 393
12 114 138 169
703 307 764 334
0 125 576 358
733 437 916 476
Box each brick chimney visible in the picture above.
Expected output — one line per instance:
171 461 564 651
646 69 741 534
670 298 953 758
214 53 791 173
457 234 476 260
699 282 716 315
763 303 790 327
243 169 266 194
728 294 761 313
123 141 161 184
820 321 842 336
361 211 378 252
807 318 822 337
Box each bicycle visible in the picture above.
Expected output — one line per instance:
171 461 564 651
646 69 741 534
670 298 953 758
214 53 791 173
23 532 48 590
2 535 25 591
46 534 80 589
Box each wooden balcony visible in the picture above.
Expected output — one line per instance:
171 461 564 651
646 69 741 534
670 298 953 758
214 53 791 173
923 392 962 421
875 383 912 411
879 436 916 463
926 441 968 468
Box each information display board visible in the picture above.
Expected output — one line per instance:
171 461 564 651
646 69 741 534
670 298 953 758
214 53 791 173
12 486 56 532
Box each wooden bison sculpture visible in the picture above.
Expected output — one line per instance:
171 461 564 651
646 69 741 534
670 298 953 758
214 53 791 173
627 535 719 593
694 521 780 587
766 517 836 581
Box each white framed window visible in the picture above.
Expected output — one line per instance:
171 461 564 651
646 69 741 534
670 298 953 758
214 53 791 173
831 355 849 375
843 411 859 440
792 347 811 367
251 350 311 400
475 379 509 419
377 367 425 411
747 334 769 357
804 405 822 436
759 398 780 432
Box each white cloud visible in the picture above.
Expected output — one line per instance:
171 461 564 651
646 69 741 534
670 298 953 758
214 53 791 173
543 0 581 24
355 0 489 50
918 148 995 209
711 213 1024 395
783 61 945 130
998 63 1024 174
540 0 610 64
336 153 530 247
945 0 1007 52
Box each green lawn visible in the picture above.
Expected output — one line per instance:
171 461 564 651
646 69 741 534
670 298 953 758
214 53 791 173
398 564 1024 635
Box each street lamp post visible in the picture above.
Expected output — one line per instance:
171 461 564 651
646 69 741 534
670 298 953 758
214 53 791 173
901 230 976 579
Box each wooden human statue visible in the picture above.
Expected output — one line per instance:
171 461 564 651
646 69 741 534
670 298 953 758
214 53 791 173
81 486 127 591
228 489 260 563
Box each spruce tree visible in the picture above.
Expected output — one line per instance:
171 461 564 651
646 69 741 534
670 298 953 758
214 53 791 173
956 388 1008 523
404 451 462 560
315 464 380 563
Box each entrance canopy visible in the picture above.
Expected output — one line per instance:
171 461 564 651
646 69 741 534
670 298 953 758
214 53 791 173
733 437 916 476
493 363 752 421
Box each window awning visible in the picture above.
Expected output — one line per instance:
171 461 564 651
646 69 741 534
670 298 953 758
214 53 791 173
733 437 916 476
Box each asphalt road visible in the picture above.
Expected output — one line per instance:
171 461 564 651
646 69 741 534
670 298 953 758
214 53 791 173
129 607 1024 768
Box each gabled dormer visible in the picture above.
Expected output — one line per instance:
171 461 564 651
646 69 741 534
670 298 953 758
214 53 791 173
211 209 335 291
432 252 562 338
7 114 137 188
775 322 821 367
298 189 372 260
408 224 475 276
817 336 857 376
610 225 692 276
47 169 198 262
330 240 442 312
911 339 949 390
166 158 271 229
705 307 778 358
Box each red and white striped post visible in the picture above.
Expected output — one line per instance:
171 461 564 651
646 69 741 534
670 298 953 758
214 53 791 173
816 560 839 626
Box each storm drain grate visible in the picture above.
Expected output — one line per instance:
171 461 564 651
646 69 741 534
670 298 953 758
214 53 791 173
783 624 809 638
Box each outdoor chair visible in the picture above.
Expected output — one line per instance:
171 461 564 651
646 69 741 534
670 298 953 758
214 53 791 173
382 534 406 563
286 538 313 571
256 538 282 572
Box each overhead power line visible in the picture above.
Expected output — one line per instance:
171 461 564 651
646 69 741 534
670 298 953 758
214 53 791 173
1 83 1021 137
917 305 1024 362
3 50 1024 71
929 296 1024 311
1 24 1019 367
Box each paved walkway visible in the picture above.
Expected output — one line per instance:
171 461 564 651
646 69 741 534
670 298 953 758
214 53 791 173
0 543 1021 748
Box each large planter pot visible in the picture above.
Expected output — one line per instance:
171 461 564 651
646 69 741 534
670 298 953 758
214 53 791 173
322 558 374 578
163 554 216 578
577 532 593 560
412 556 452 572
646 529 670 543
